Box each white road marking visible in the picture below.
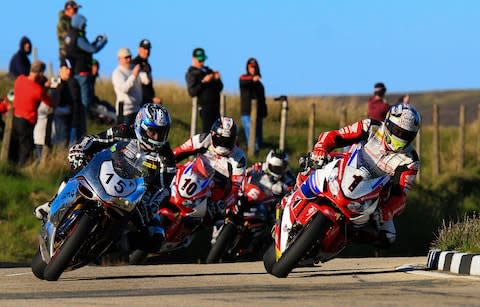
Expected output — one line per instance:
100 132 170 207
397 264 480 281
5 272 31 277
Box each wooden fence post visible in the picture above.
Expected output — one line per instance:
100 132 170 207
415 129 421 183
33 47 38 62
220 94 226 117
279 97 288 151
48 62 53 79
248 99 257 158
190 97 198 136
339 105 347 128
477 104 480 163
117 101 124 125
432 104 440 176
307 103 315 152
458 104 465 171
0 103 14 162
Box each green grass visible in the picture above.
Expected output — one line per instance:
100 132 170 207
431 214 480 253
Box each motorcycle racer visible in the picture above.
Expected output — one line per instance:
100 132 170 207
173 117 246 224
35 103 176 251
306 103 421 247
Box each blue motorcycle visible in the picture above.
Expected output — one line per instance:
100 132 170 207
32 141 153 281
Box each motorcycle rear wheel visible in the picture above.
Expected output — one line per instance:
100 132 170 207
129 249 148 265
271 213 332 278
31 248 47 280
43 213 94 281
206 223 237 264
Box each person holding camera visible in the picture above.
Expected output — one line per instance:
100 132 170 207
10 61 53 165
133 39 161 105
185 47 223 133
64 13 107 140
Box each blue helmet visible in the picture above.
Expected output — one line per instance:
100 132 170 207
134 103 171 151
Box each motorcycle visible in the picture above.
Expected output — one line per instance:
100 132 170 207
128 154 218 264
32 141 153 281
206 170 282 263
263 147 391 278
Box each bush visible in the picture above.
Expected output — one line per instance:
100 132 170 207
431 214 480 253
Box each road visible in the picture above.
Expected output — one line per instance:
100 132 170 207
1 257 480 306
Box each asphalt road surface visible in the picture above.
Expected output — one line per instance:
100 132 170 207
1 257 480 306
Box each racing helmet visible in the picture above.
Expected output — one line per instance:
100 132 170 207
265 149 289 180
383 103 421 151
210 117 237 156
134 103 171 151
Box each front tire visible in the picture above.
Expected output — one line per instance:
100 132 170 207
263 244 276 273
43 213 94 281
206 223 237 264
129 249 148 265
271 213 331 278
31 248 47 280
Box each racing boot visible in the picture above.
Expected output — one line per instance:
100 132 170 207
33 180 67 220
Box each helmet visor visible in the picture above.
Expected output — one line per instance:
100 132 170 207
268 163 285 177
212 134 235 150
385 120 417 143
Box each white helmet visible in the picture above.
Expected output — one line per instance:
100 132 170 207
383 103 421 151
134 103 171 151
210 117 237 156
265 149 289 180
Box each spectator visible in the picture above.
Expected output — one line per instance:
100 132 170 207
397 94 410 104
133 39 161 105
0 94 12 139
64 13 107 139
10 61 53 165
57 0 80 61
239 57 267 153
112 48 142 126
367 82 390 122
185 47 223 133
33 100 54 161
50 58 82 147
89 59 116 125
8 36 32 79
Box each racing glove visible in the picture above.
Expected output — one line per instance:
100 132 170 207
68 138 93 170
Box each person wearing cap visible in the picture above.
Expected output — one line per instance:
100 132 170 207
133 39 161 105
112 48 142 126
49 58 82 147
185 47 223 133
9 61 53 165
57 1 81 62
64 13 107 140
368 82 390 122
239 57 267 153
8 36 32 78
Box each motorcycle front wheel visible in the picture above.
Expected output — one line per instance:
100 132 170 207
206 222 237 264
262 244 276 274
31 247 47 280
270 213 332 278
43 213 95 281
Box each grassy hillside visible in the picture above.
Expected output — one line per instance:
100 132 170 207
1 73 480 261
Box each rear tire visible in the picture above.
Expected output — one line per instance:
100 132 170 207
43 214 94 281
271 213 331 278
206 223 236 264
262 244 276 274
31 248 47 280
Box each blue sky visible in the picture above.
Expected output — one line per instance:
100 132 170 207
1 1 479 96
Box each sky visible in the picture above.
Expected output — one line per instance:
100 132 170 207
1 0 479 96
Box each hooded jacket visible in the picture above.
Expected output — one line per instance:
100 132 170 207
239 58 267 117
8 36 32 78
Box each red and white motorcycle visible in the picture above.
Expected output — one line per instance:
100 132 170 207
263 147 391 277
129 154 219 264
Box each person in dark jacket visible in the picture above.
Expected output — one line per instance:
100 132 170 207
8 36 32 79
133 39 161 105
57 0 81 61
185 48 223 133
367 82 390 122
64 13 107 140
239 57 267 153
50 58 82 147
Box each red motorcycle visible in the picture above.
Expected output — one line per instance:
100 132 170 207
263 148 391 277
129 154 220 264
206 170 282 263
